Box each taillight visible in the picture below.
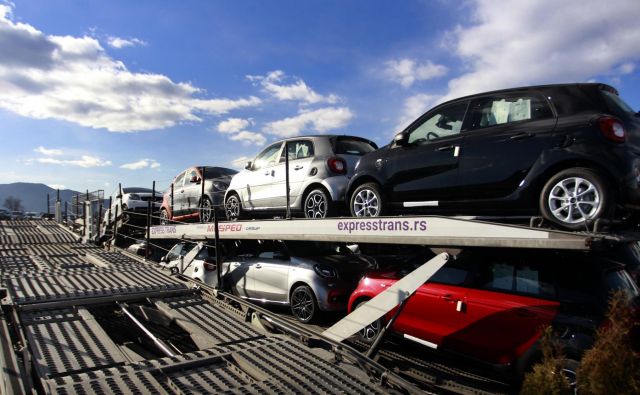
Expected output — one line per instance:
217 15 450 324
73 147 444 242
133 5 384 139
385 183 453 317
327 157 347 174
598 116 626 143
203 258 217 271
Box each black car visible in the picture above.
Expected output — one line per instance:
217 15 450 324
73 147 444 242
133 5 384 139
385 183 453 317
347 83 640 229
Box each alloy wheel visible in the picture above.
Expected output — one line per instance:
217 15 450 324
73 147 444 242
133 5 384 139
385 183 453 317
548 177 601 224
200 198 212 222
353 189 380 217
359 317 381 342
291 287 315 322
305 191 328 218
225 195 240 221
159 210 169 225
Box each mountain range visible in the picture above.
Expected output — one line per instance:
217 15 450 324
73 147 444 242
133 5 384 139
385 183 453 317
0 183 81 213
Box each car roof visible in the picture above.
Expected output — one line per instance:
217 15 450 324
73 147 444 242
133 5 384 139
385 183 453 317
437 82 614 107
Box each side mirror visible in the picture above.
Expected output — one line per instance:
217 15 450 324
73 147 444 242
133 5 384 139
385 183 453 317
190 175 199 183
245 161 252 170
394 132 408 146
160 256 167 263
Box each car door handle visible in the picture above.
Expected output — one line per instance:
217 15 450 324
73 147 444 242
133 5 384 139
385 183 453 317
436 145 455 152
293 165 303 170
254 264 262 268
509 132 533 140
440 294 455 302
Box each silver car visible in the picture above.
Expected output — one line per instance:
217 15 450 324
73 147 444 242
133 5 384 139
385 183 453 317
224 135 377 220
221 240 375 323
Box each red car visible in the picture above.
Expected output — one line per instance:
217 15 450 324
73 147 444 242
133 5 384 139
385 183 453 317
348 248 639 378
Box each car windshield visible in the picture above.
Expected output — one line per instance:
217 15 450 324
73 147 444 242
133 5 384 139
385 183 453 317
604 269 640 298
332 137 377 156
285 241 355 257
202 167 238 179
122 187 153 193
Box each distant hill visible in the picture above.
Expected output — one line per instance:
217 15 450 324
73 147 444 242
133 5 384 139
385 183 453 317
0 183 81 213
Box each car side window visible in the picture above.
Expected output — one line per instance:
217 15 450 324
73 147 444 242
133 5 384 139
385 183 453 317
280 140 314 162
475 259 554 298
253 143 282 170
257 240 288 259
188 168 198 183
174 171 186 188
466 94 553 131
231 240 259 258
428 258 472 286
407 101 468 144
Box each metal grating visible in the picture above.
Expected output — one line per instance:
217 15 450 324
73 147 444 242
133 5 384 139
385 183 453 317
155 295 263 348
5 266 188 305
46 367 167 395
23 308 127 378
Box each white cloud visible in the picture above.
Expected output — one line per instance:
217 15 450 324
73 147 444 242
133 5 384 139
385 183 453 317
229 131 267 146
217 117 253 133
443 0 640 100
34 155 111 168
34 146 63 156
47 184 66 190
384 58 447 87
120 158 160 170
263 107 354 137
247 70 339 104
106 36 146 49
0 6 261 132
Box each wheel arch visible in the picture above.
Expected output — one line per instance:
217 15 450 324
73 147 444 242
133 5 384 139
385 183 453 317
288 281 313 304
347 174 384 204
532 158 617 198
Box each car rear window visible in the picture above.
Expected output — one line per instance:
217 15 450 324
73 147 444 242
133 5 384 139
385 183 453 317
202 167 238 179
123 187 153 193
600 89 637 118
332 137 377 156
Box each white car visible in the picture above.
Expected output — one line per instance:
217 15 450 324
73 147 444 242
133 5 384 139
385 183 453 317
104 187 163 225
161 242 219 285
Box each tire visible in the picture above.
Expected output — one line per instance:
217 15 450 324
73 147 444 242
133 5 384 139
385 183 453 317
354 299 383 344
304 188 333 218
225 193 242 221
350 182 385 217
290 285 318 323
200 196 213 223
560 358 579 393
540 167 611 230
159 209 170 225
121 204 130 223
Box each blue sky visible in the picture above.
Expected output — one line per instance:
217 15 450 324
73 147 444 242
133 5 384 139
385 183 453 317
1 0 639 196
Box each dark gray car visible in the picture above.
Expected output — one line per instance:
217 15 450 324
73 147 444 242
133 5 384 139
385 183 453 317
221 240 375 323
224 135 377 220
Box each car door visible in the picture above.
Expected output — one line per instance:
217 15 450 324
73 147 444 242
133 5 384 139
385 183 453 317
243 142 284 209
458 92 559 200
383 101 469 205
392 258 472 349
270 139 315 208
249 240 290 302
459 256 559 364
172 171 187 217
183 167 201 216
222 240 258 298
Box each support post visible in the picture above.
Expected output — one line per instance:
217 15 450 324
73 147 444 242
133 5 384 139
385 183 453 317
113 203 119 247
64 201 68 223
46 193 50 215
214 208 222 289
145 198 151 259
200 166 206 223
285 140 291 219
151 181 156 225
170 183 174 220
366 292 414 359
107 196 112 227
97 199 103 241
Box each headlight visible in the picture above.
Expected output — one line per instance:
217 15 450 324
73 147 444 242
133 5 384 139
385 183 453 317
212 181 228 190
128 194 140 201
314 264 337 279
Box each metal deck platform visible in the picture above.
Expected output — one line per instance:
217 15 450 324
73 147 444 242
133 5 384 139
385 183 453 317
148 215 633 250
0 220 412 395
